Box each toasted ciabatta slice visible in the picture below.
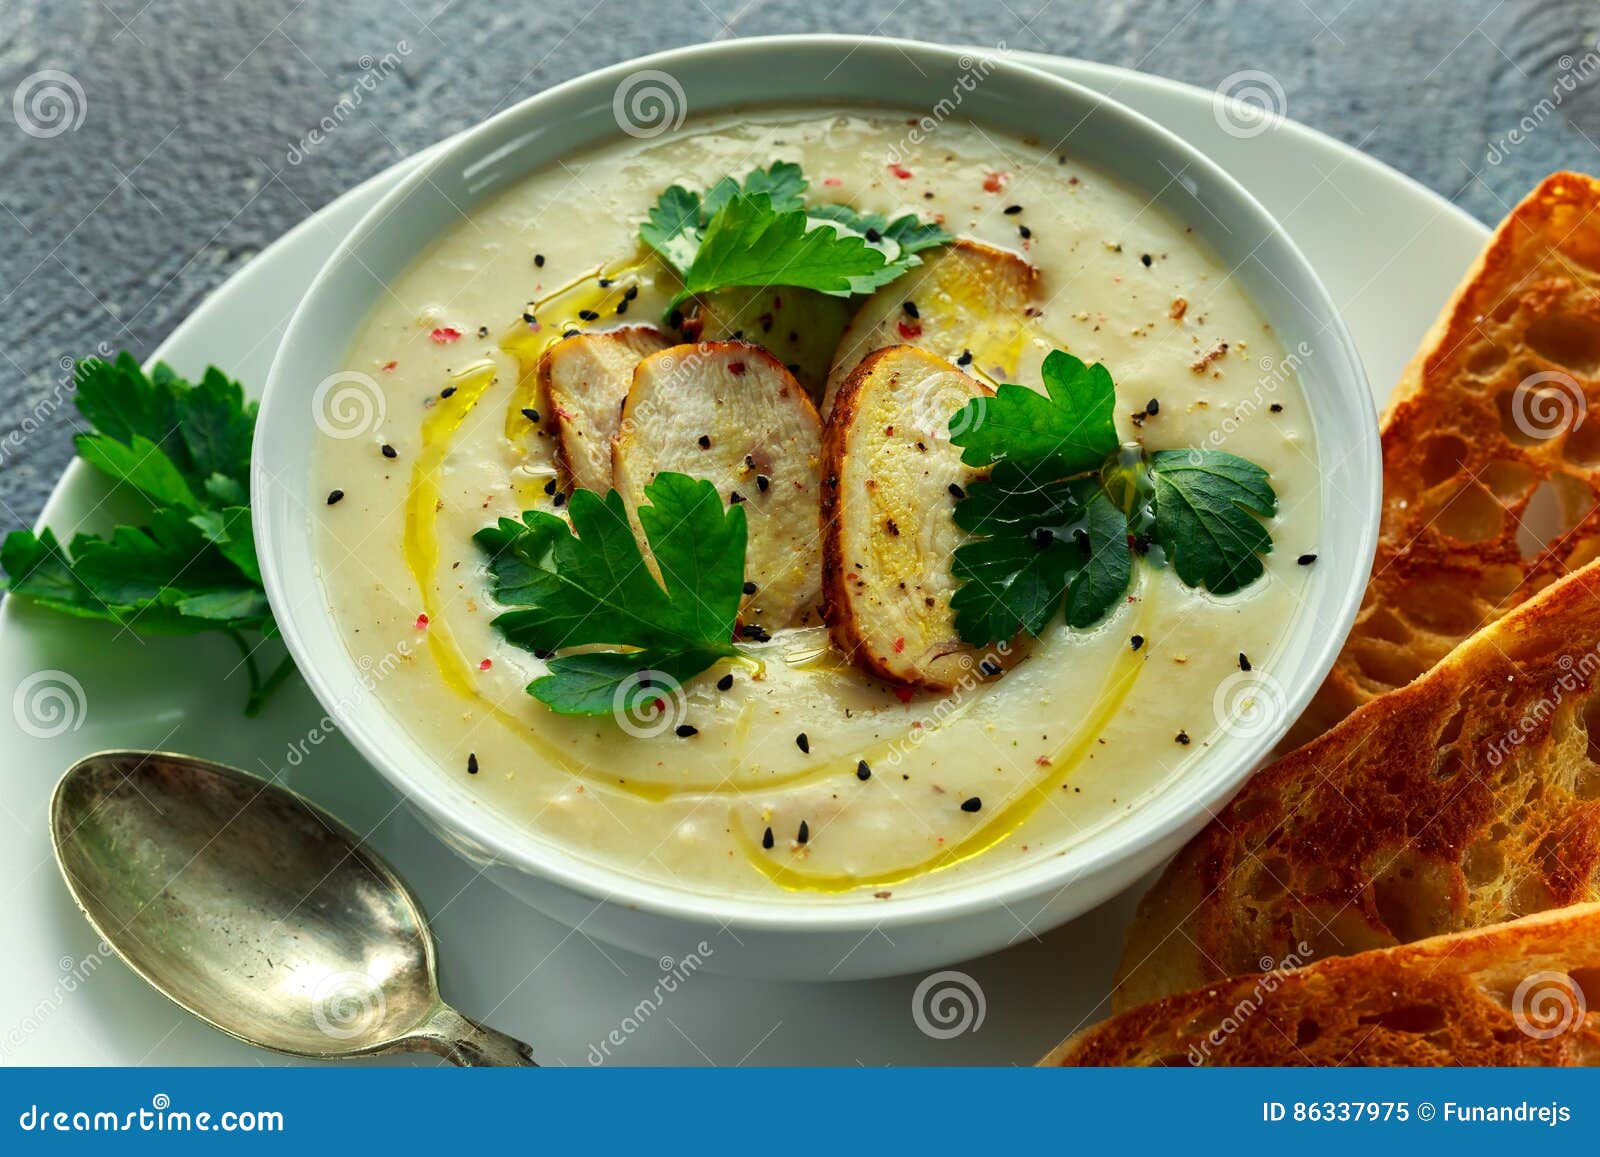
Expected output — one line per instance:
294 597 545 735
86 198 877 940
821 240 1038 417
821 346 1001 690
1292 172 1600 746
614 341 823 630
680 286 852 405
537 326 671 493
1050 903 1600 1066
1115 558 1600 1012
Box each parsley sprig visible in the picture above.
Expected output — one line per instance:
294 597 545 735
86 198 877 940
947 350 1278 645
475 472 749 715
0 354 291 714
639 162 951 309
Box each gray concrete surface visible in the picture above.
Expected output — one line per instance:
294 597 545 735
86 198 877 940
1 0 1596 529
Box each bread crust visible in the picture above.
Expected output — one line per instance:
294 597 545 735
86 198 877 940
1294 172 1600 744
1051 902 1600 1066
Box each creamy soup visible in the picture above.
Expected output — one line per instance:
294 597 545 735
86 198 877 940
310 107 1320 901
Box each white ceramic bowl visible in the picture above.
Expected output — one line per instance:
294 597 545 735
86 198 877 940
255 35 1378 980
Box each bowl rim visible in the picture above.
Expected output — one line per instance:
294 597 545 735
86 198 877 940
255 33 1379 935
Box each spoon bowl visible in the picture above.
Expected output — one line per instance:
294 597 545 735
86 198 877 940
51 750 534 1065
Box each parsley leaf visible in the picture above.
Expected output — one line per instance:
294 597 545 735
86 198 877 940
476 472 747 716
945 349 1279 647
950 350 1119 474
1149 449 1277 594
950 467 1130 643
673 194 894 306
639 162 951 305
0 354 290 714
640 162 807 277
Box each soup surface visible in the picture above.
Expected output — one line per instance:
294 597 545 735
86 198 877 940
310 107 1321 901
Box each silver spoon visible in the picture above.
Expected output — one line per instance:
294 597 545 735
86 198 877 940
50 749 535 1066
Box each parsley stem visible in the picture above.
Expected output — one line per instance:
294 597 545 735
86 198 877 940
226 629 299 717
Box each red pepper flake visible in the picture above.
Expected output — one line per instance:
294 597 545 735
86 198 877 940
430 327 462 344
889 163 913 180
893 685 915 704
414 613 430 630
982 171 1009 193
728 360 746 376
896 320 923 340
479 658 493 671
380 360 398 372
823 177 842 187
892 636 906 654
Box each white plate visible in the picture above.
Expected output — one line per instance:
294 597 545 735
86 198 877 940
0 54 1487 1066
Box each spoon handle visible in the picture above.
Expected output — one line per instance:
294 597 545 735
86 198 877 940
411 1004 538 1066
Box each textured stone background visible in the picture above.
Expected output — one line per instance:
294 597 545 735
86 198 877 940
1 0 1597 530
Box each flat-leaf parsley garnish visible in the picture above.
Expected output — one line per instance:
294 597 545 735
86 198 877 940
638 162 952 309
945 349 1278 646
475 472 749 715
0 353 291 714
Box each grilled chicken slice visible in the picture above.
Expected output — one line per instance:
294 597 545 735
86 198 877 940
614 341 824 630
822 239 1039 417
680 286 852 405
537 326 671 492
821 346 999 691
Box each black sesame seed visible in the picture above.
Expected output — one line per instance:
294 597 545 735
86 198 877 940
856 760 872 781
741 624 771 642
1003 204 1023 215
1140 253 1153 267
956 349 973 366
762 826 774 850
1270 402 1284 413
1018 225 1032 239
466 753 479 775
796 732 810 754
698 434 711 449
624 284 639 301
1131 634 1145 651
552 492 566 507
1297 553 1318 566
563 328 580 338
744 454 756 469
615 300 629 315
543 478 557 495
326 489 345 505
979 659 1001 676
1239 652 1252 672
1145 398 1159 415
440 385 457 399
864 227 882 243
598 277 613 288
1175 730 1191 745
717 673 734 692
522 407 541 423
948 482 966 499
742 581 757 595
797 820 810 844
534 253 546 267
756 474 770 492
675 724 698 738
960 796 982 813
381 443 397 459
578 309 600 322
477 325 489 338
902 300 920 319
730 490 745 504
